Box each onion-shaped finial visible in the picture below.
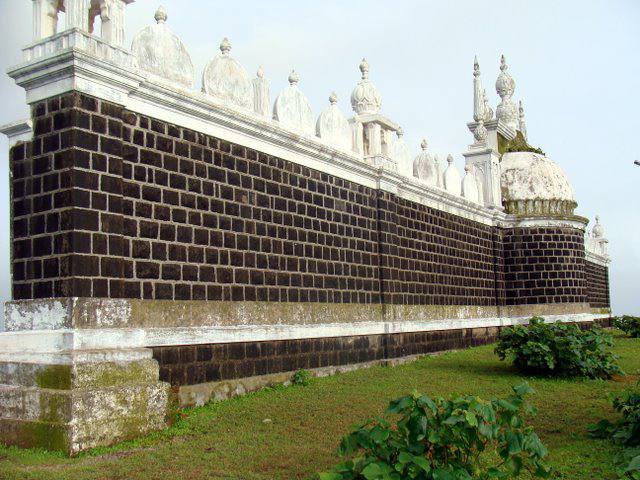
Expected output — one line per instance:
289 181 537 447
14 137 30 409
154 5 168 24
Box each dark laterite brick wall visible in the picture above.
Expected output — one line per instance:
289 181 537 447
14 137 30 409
9 92 609 310
151 327 501 386
152 318 613 386
502 227 588 305
585 261 610 309
378 195 505 306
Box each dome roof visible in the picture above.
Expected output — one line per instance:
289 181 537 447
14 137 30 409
500 151 577 216
131 6 195 88
202 38 253 109
351 59 382 115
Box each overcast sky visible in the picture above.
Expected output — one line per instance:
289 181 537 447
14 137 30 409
0 0 637 327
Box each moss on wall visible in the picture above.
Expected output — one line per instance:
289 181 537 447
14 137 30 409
498 131 545 156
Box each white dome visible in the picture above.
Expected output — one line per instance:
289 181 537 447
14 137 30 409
500 151 577 215
131 7 195 88
350 59 382 115
202 38 253 109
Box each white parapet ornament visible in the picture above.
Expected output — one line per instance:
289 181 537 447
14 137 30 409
131 6 195 89
252 66 271 118
462 164 480 203
316 92 352 152
392 127 413 177
413 139 438 186
273 70 315 136
202 37 254 110
444 154 462 196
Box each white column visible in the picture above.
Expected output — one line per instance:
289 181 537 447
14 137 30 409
65 0 90 31
99 0 126 46
32 0 58 40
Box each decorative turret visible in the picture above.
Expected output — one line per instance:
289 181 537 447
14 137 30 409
131 6 195 88
252 66 271 118
316 92 352 151
350 58 382 115
273 70 314 135
202 37 253 109
495 55 519 132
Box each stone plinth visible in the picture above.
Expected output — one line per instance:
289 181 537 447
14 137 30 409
0 300 169 454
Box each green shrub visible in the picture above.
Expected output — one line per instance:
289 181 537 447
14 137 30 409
589 389 640 478
291 369 312 386
614 316 640 338
318 384 550 480
494 317 621 379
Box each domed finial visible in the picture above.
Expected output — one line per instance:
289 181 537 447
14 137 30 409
256 66 264 79
473 55 480 77
288 70 299 86
397 126 404 138
359 58 370 80
420 139 428 150
155 5 168 24
592 215 604 238
329 91 338 105
220 37 232 55
500 54 508 72
447 154 454 164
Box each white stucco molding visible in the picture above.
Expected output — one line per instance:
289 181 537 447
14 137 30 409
0 120 33 147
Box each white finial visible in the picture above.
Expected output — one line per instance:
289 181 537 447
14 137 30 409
420 139 428 150
288 70 299 86
592 215 605 239
518 100 528 140
257 66 264 79
473 55 480 77
473 119 487 144
462 164 480 203
155 5 168 24
220 37 231 55
397 126 404 138
329 91 338 105
444 154 462 196
495 54 518 130
359 58 370 80
500 54 508 72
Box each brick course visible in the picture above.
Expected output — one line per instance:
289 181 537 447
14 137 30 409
9 92 609 311
502 227 587 305
585 260 610 309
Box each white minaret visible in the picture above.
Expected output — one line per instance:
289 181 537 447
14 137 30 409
463 55 503 209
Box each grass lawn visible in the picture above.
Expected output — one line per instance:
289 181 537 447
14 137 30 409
1 330 638 480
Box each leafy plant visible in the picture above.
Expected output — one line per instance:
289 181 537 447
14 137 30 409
588 389 640 478
494 317 621 379
291 369 312 386
613 316 640 338
318 384 551 480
